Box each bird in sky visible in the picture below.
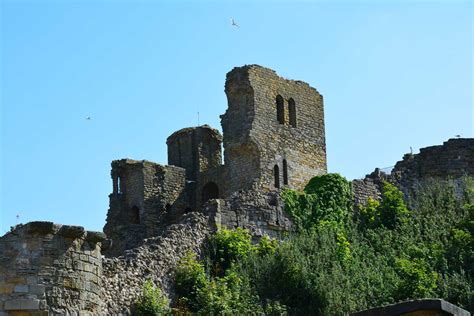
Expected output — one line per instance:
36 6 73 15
230 18 239 28
85 116 91 120
455 134 461 138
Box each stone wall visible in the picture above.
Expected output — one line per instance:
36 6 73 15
101 212 212 314
221 65 327 195
353 138 474 206
0 222 105 315
204 188 292 239
391 138 474 195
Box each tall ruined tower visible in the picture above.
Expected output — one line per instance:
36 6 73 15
221 65 327 194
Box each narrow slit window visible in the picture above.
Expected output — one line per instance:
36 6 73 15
283 159 288 185
117 176 122 194
274 165 280 188
276 95 285 124
289 98 296 127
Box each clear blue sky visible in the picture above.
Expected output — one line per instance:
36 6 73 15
1 1 472 233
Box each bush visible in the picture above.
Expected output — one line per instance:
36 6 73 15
208 227 257 275
174 252 207 312
135 280 170 316
283 173 353 231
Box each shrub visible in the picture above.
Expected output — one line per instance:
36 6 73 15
379 182 410 229
358 182 409 229
283 173 352 231
208 227 256 274
174 252 207 312
135 280 170 316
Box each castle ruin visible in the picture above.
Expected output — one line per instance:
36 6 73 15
1 65 472 315
103 65 327 255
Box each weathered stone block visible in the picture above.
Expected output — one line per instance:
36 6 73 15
4 298 40 310
13 284 29 293
29 284 46 295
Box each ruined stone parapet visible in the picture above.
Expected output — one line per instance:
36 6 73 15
0 221 105 315
353 138 474 206
392 138 474 192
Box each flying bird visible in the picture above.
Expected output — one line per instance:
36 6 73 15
230 17 239 28
455 134 461 138
85 116 91 120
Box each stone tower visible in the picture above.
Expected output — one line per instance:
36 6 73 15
221 65 327 194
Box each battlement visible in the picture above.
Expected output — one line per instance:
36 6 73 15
0 222 105 314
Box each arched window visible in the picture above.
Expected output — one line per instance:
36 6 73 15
283 159 288 185
131 206 140 224
274 165 280 188
288 98 296 127
201 182 219 205
276 95 285 124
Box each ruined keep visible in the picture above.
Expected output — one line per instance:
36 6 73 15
103 65 327 255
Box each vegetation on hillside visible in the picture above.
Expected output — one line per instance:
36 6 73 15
137 175 473 315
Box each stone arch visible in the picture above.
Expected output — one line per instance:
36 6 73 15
131 206 140 224
276 95 285 124
288 98 296 127
201 182 219 204
283 159 288 185
274 165 280 188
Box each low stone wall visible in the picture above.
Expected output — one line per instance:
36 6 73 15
0 222 105 315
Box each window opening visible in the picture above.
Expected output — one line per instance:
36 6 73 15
131 206 140 224
283 159 288 185
274 165 280 188
289 98 296 127
276 95 285 124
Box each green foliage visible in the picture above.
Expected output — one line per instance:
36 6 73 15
135 280 170 316
174 252 207 312
379 182 410 229
257 235 279 256
358 182 409 229
174 178 474 314
174 229 280 314
195 269 262 315
283 173 352 231
358 197 380 228
395 257 438 299
208 227 257 274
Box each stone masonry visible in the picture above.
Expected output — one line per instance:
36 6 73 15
352 138 474 206
0 222 105 315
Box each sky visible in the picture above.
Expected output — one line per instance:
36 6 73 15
1 0 472 234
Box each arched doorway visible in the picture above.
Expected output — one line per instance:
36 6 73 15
201 182 219 205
